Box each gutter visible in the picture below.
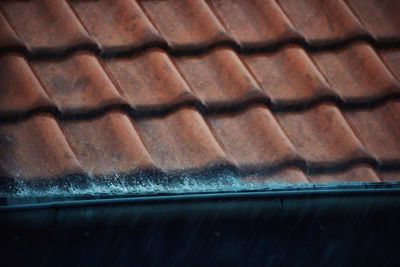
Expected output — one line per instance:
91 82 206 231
1 182 400 228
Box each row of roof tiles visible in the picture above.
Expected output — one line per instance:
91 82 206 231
1 101 400 181
2 44 400 116
0 0 399 54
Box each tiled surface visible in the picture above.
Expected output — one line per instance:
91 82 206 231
243 46 334 105
1 0 399 53
174 48 264 108
345 0 400 41
275 104 368 165
277 0 368 44
61 111 157 176
32 52 126 114
105 49 196 111
2 44 400 116
70 0 163 52
207 0 300 48
1 0 400 184
311 44 400 101
0 0 95 53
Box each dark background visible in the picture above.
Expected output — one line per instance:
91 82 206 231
1 192 399 266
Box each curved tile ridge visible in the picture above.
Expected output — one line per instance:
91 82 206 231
0 0 400 58
1 44 400 122
3 102 400 182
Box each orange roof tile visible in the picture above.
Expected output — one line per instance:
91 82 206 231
1 0 400 188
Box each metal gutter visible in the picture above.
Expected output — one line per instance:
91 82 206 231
1 182 400 210
2 183 400 266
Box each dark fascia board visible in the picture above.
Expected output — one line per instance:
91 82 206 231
1 182 400 229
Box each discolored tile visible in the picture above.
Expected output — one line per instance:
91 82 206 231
377 170 400 182
345 0 400 41
0 115 84 180
207 106 298 169
140 0 232 49
0 54 54 115
0 0 399 186
379 49 400 82
0 0 95 53
60 111 157 177
135 108 231 171
105 49 196 111
175 48 265 108
307 165 380 183
312 43 400 102
277 0 367 44
32 52 125 114
207 0 300 49
345 101 400 164
243 46 335 105
0 10 22 48
70 0 164 52
276 104 368 165
241 168 309 184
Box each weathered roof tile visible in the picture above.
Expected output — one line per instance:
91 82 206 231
243 46 335 105
0 10 22 48
0 0 399 184
105 49 197 111
277 0 368 44
276 104 368 165
140 0 232 49
207 0 300 49
345 0 400 41
0 54 54 115
70 0 164 52
345 101 400 164
308 165 380 183
175 48 265 108
0 0 95 53
207 106 298 169
135 108 231 171
312 43 400 101
60 111 157 176
32 52 126 114
0 115 84 180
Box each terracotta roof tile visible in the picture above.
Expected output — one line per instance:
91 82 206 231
345 0 400 41
271 168 309 183
0 0 400 186
175 48 265 108
379 49 400 82
32 52 126 114
242 168 309 184
345 101 400 164
312 43 400 102
0 10 22 48
139 0 232 50
0 0 95 53
276 104 368 165
207 0 300 49
135 108 231 171
277 0 368 44
207 106 298 169
307 165 381 183
69 0 164 52
377 171 400 182
60 111 157 177
0 115 83 180
105 49 196 111
0 54 54 115
243 46 334 105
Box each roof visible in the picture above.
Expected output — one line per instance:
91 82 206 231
1 0 400 190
